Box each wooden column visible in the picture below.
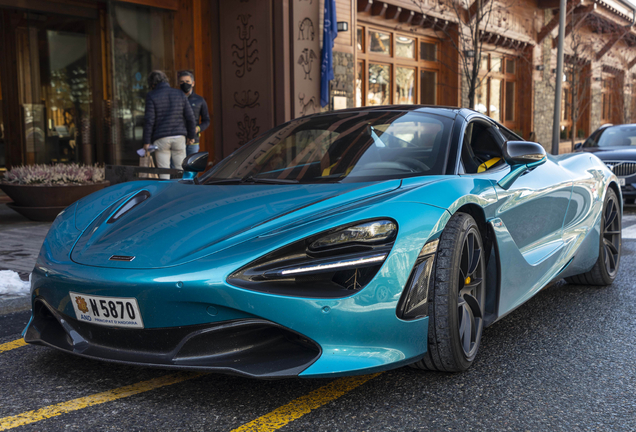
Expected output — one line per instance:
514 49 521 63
0 11 24 168
173 0 214 156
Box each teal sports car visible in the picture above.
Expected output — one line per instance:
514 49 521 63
24 107 622 378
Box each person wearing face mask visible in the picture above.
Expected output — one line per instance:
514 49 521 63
178 70 210 156
143 70 196 179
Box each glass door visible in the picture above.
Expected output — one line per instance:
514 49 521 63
109 2 175 165
15 14 92 164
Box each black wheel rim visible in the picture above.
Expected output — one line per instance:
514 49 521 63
457 230 484 358
602 194 621 277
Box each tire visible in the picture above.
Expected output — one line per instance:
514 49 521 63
565 188 621 286
411 213 486 372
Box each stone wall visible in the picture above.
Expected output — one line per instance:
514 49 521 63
329 51 355 111
590 86 601 132
532 34 555 151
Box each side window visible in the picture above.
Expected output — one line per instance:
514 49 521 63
461 121 506 174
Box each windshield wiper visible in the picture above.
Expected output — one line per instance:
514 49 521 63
203 176 299 185
203 178 243 185
241 176 299 184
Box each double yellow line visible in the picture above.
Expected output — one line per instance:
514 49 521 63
0 338 383 431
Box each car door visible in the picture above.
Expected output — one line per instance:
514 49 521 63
459 117 573 316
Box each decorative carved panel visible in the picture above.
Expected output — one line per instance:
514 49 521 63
292 0 321 118
219 0 273 155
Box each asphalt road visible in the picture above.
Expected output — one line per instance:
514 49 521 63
1 209 636 431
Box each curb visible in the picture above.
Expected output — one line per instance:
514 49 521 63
0 295 31 315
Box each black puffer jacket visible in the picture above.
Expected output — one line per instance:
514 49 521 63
143 82 197 144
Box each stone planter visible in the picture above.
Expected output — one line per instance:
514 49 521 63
0 182 110 222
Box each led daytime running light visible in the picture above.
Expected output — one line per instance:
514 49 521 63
281 254 387 275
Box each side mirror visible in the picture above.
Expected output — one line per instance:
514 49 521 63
498 141 547 190
182 152 209 181
574 142 582 151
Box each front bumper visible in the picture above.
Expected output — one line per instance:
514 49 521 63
26 258 429 378
25 298 321 378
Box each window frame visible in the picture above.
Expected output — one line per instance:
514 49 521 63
356 25 440 107
475 53 518 131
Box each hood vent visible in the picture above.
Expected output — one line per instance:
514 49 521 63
107 190 150 224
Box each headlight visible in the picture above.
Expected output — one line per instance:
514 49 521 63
309 220 397 250
228 219 398 298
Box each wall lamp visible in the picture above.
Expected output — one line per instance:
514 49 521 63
536 65 545 71
464 50 475 58
337 22 349 32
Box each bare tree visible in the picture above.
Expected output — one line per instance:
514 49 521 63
411 0 519 110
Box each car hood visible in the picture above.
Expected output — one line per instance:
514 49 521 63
70 180 404 269
580 147 636 160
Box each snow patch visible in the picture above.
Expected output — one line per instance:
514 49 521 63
0 271 31 295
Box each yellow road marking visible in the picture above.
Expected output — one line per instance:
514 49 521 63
0 339 27 353
231 372 383 432
0 372 205 431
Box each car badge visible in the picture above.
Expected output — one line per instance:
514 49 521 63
75 296 89 313
109 255 135 262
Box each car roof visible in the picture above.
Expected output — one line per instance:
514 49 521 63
307 105 474 120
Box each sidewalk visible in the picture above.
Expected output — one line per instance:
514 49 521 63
0 190 52 314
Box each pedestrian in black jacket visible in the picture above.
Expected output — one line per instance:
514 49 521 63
143 70 196 178
177 70 210 156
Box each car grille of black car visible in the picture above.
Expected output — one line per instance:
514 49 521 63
605 161 636 177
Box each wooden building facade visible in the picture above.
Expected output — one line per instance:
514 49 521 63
2 0 636 171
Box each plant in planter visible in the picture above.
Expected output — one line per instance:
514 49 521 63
1 164 109 222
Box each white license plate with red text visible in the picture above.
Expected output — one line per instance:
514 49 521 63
69 292 144 328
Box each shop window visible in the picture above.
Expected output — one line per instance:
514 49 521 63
357 27 364 52
369 30 391 55
396 67 415 104
356 26 440 107
420 70 437 105
356 60 365 107
473 53 518 130
396 36 415 59
506 59 516 74
420 42 436 62
368 63 391 105
505 82 515 122
489 79 502 122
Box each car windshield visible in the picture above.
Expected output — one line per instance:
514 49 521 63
584 126 636 148
200 111 453 184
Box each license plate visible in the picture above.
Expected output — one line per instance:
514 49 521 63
69 292 144 328
618 178 625 186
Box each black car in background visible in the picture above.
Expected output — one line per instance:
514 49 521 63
576 124 636 203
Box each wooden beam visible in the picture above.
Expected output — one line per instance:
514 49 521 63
596 26 631 61
537 13 560 43
628 56 636 69
0 0 98 18
399 9 414 24
552 4 595 48
371 1 387 17
385 5 401 20
537 0 560 9
537 2 578 44
357 0 373 13
117 0 179 10
422 16 438 29
468 0 492 20
412 13 425 26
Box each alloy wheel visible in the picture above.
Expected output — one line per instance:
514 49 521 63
457 230 484 358
602 194 621 277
